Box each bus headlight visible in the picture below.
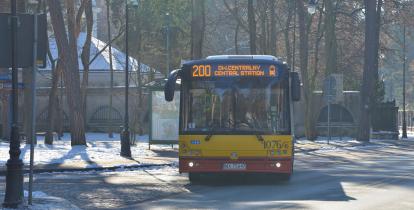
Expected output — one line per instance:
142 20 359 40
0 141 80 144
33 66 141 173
276 162 281 168
188 162 194 167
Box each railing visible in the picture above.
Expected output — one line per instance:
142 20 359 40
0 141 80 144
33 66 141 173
398 110 414 132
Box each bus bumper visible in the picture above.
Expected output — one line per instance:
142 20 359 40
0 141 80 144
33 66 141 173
179 157 292 174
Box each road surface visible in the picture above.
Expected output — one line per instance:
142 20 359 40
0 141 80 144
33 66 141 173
1 140 413 210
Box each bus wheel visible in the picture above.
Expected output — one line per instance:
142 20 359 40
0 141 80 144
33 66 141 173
189 173 202 183
279 173 291 181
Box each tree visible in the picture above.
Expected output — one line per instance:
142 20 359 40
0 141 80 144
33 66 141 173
269 0 277 56
297 0 320 140
324 0 338 75
191 0 205 59
47 0 86 146
80 0 93 126
357 0 383 142
45 58 62 145
247 0 257 54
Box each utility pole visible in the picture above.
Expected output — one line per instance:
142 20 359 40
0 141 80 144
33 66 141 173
107 0 114 138
3 0 24 207
121 0 138 157
402 23 407 139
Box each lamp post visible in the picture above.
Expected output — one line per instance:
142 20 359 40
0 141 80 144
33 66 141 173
107 0 114 138
402 23 408 139
121 0 131 157
165 12 171 75
307 0 318 15
121 0 138 157
3 0 24 208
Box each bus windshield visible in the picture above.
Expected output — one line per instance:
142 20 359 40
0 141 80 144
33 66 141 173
183 79 289 134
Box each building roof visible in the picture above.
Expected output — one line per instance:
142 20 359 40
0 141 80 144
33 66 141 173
41 32 154 73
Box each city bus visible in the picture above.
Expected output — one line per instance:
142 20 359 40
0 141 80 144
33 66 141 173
164 55 301 182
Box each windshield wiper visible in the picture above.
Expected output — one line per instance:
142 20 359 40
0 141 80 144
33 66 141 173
205 134 213 141
256 135 264 142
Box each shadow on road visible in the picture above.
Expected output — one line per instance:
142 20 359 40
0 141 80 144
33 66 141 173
151 149 178 158
183 169 356 202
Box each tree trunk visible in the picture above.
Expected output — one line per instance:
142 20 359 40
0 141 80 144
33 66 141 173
48 0 86 146
45 60 62 145
80 0 93 127
269 0 277 56
191 0 205 59
258 0 267 54
297 0 317 140
247 0 257 54
233 1 240 55
235 22 240 54
284 0 294 67
324 0 337 75
357 0 382 142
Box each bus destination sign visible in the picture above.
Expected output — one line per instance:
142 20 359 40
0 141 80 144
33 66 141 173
191 64 279 78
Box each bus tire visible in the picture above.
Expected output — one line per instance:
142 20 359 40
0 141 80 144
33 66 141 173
189 173 202 183
279 173 291 181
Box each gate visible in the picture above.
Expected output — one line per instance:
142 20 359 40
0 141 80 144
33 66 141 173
371 101 399 139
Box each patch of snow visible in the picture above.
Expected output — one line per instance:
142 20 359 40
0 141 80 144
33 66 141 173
1 191 81 210
0 132 170 166
24 191 48 198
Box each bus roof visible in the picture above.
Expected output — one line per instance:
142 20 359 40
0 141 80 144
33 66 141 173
206 55 279 61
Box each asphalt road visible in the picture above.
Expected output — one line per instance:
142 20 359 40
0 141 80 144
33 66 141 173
1 140 414 210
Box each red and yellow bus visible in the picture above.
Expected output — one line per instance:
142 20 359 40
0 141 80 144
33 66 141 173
165 55 300 182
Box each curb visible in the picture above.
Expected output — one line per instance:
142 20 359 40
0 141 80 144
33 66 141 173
0 163 173 176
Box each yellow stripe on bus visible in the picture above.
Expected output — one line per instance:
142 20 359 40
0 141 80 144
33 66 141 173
179 135 293 158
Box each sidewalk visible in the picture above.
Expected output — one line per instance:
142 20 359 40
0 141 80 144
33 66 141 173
295 136 409 153
0 133 178 175
0 191 81 210
1 132 410 175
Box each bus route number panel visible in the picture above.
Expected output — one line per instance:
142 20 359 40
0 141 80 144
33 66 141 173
191 64 281 78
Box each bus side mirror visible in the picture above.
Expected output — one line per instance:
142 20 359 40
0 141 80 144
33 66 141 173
164 69 180 102
291 72 301 102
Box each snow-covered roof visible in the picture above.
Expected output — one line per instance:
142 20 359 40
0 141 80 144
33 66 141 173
42 32 153 72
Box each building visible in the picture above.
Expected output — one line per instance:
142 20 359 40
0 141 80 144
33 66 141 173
0 33 163 140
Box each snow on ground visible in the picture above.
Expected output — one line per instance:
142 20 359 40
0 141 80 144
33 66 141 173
0 133 176 166
402 131 414 141
0 190 80 210
1 132 412 166
295 135 400 153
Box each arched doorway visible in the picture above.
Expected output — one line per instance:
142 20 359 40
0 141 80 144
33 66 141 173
317 104 356 137
89 105 123 132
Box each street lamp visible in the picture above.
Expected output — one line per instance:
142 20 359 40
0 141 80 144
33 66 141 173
308 0 318 15
3 0 24 208
402 23 408 139
165 12 171 75
121 0 138 158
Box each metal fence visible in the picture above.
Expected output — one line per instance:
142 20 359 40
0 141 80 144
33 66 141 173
398 110 414 132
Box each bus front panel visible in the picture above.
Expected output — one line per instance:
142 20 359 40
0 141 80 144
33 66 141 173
178 135 293 174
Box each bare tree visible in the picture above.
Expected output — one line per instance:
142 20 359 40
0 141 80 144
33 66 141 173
80 0 93 124
45 58 62 145
191 0 205 59
269 0 277 56
357 0 383 142
47 0 86 146
324 0 337 75
247 0 257 54
297 0 319 140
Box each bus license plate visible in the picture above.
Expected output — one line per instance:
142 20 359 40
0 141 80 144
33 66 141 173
223 163 246 170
